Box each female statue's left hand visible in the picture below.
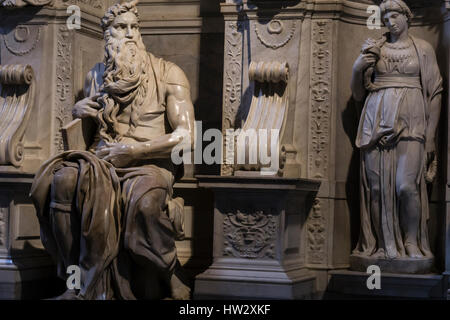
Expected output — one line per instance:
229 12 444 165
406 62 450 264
425 149 437 184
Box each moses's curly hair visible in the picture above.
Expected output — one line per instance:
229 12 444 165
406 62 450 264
101 0 140 31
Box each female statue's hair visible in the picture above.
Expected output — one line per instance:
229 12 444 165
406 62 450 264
380 0 413 25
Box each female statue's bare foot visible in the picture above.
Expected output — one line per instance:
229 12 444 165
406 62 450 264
170 273 191 300
405 243 423 259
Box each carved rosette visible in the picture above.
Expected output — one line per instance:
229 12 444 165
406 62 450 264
221 20 244 176
306 198 327 264
223 209 277 259
54 26 74 153
2 25 41 57
254 19 296 50
308 21 332 180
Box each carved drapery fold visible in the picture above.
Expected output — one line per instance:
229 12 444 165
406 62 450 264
0 65 35 167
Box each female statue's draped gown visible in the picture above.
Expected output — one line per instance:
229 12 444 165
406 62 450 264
353 35 442 260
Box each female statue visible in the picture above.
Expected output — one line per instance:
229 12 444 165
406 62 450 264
350 0 442 270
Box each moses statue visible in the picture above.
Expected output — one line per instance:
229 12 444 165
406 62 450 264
30 0 195 299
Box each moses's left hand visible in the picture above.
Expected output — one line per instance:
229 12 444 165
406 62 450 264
96 142 137 168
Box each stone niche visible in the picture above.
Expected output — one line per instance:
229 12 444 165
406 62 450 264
194 0 325 299
0 0 221 298
195 0 450 300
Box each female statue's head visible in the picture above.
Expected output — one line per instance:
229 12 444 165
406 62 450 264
380 0 413 37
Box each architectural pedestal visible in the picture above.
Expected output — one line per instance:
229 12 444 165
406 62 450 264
194 175 320 299
0 174 61 299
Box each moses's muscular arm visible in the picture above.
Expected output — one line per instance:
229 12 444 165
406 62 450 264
134 66 195 159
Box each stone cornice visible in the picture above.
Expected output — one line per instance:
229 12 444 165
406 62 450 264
221 0 449 25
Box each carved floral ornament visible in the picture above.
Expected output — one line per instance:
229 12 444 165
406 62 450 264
0 207 5 247
306 199 326 264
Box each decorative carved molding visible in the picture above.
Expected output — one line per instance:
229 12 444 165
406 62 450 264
223 209 277 259
308 20 332 180
2 25 41 57
54 26 74 153
1 0 52 8
60 0 102 9
221 20 244 176
306 198 326 264
0 65 36 167
0 207 5 247
254 19 296 50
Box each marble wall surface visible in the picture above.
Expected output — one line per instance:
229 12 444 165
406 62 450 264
0 0 449 299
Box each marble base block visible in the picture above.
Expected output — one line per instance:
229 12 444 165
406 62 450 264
350 254 434 275
193 175 320 299
326 270 446 299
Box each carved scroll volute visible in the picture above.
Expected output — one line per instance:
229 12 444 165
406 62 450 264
234 61 292 175
0 65 35 167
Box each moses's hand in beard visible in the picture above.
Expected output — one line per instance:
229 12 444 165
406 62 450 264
96 142 137 168
72 95 101 119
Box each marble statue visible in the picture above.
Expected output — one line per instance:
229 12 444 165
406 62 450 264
30 0 195 299
350 0 443 272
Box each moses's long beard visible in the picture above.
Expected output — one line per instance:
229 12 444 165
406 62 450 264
98 35 150 142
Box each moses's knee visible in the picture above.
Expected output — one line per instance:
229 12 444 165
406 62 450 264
136 189 167 220
51 167 79 205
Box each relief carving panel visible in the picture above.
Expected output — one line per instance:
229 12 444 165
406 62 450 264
54 26 74 153
223 209 277 259
0 206 7 248
308 20 332 180
306 198 327 264
222 20 244 176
